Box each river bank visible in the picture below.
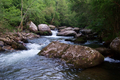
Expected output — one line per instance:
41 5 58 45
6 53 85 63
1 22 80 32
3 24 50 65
0 31 40 52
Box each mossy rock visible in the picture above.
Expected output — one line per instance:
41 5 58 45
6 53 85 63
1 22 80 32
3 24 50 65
0 46 5 51
11 42 27 50
21 38 28 43
38 41 104 69
73 37 87 43
38 31 52 35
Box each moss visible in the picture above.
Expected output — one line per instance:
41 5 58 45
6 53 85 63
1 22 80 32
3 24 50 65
66 59 73 64
49 54 53 58
34 31 40 34
49 50 56 55
38 31 52 35
82 58 85 60
38 52 41 55
43 31 48 35
11 42 27 50
62 44 70 53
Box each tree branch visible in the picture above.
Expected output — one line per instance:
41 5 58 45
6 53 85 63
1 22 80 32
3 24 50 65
19 0 35 31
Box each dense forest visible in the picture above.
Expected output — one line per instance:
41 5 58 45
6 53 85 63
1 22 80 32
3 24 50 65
0 0 120 41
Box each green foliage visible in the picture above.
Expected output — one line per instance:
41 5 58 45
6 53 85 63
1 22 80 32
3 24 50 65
0 0 21 27
89 0 120 40
70 0 90 27
0 21 16 33
0 0 77 29
0 0 119 41
71 0 120 41
4 6 21 25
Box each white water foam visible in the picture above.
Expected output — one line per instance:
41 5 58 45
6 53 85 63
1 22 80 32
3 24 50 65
104 57 120 63
44 30 73 39
0 43 42 67
44 30 58 38
51 30 58 37
26 43 42 50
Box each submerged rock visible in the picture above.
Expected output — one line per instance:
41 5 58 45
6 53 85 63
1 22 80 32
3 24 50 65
38 41 104 69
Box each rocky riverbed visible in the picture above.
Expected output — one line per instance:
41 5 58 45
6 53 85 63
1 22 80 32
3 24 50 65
0 31 40 51
0 30 120 80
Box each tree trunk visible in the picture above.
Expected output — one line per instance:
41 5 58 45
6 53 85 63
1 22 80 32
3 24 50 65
51 13 55 24
18 0 35 31
18 0 23 31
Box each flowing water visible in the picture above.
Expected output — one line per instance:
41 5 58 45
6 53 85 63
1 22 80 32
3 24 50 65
0 30 120 80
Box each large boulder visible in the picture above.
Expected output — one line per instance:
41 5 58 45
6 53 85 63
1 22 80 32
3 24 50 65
110 37 120 54
49 25 56 30
109 37 120 59
38 41 104 69
95 47 113 57
57 30 77 36
27 21 38 32
38 24 52 35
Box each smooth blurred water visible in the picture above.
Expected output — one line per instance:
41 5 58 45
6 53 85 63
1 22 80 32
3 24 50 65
0 30 120 80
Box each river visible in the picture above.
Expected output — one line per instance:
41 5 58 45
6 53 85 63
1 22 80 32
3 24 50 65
0 30 120 80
